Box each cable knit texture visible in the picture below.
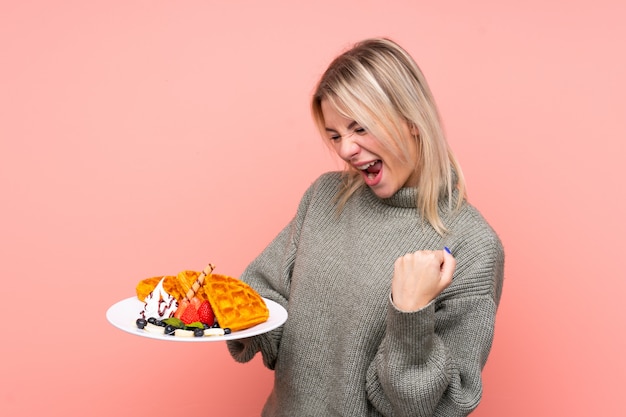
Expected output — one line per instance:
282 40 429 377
227 172 504 417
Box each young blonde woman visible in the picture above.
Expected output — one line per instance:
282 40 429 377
228 38 504 417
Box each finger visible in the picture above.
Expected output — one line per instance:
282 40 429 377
440 247 456 284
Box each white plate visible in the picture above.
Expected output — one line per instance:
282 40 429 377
106 296 287 342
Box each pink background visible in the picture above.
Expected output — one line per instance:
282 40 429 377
1 1 624 415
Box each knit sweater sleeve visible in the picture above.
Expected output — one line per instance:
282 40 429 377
226 180 313 369
365 231 504 417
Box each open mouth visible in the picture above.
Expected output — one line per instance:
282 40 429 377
357 160 383 184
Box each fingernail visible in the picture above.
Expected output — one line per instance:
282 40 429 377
444 246 452 254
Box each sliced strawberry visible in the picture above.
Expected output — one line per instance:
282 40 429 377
189 296 202 310
174 299 189 320
180 303 200 324
197 300 214 325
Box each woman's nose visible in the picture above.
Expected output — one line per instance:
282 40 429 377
335 136 360 161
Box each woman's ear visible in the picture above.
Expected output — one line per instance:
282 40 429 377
410 124 419 138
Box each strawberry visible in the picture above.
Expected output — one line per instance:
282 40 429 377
180 303 200 324
197 300 214 325
189 296 202 310
174 299 189 320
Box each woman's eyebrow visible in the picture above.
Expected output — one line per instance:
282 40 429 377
325 121 358 133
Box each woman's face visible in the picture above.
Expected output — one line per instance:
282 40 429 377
321 100 419 198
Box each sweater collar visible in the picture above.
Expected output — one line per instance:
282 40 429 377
362 169 460 209
378 187 418 208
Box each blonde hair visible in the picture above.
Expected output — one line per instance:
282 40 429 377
311 38 466 234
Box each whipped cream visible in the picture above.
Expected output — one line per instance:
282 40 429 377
141 277 178 320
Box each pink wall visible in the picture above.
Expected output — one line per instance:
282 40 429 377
1 1 624 416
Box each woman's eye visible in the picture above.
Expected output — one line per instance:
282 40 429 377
329 134 341 141
354 127 367 135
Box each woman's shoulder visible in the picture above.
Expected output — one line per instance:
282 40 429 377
446 203 505 302
303 171 344 198
293 171 344 212
313 171 344 186
451 202 504 258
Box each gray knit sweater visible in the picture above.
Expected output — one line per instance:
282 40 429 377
227 172 504 417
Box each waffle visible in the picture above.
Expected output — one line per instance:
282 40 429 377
202 273 269 332
136 275 179 301
175 269 210 301
136 271 210 303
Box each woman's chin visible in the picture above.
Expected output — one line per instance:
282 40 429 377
369 184 397 199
